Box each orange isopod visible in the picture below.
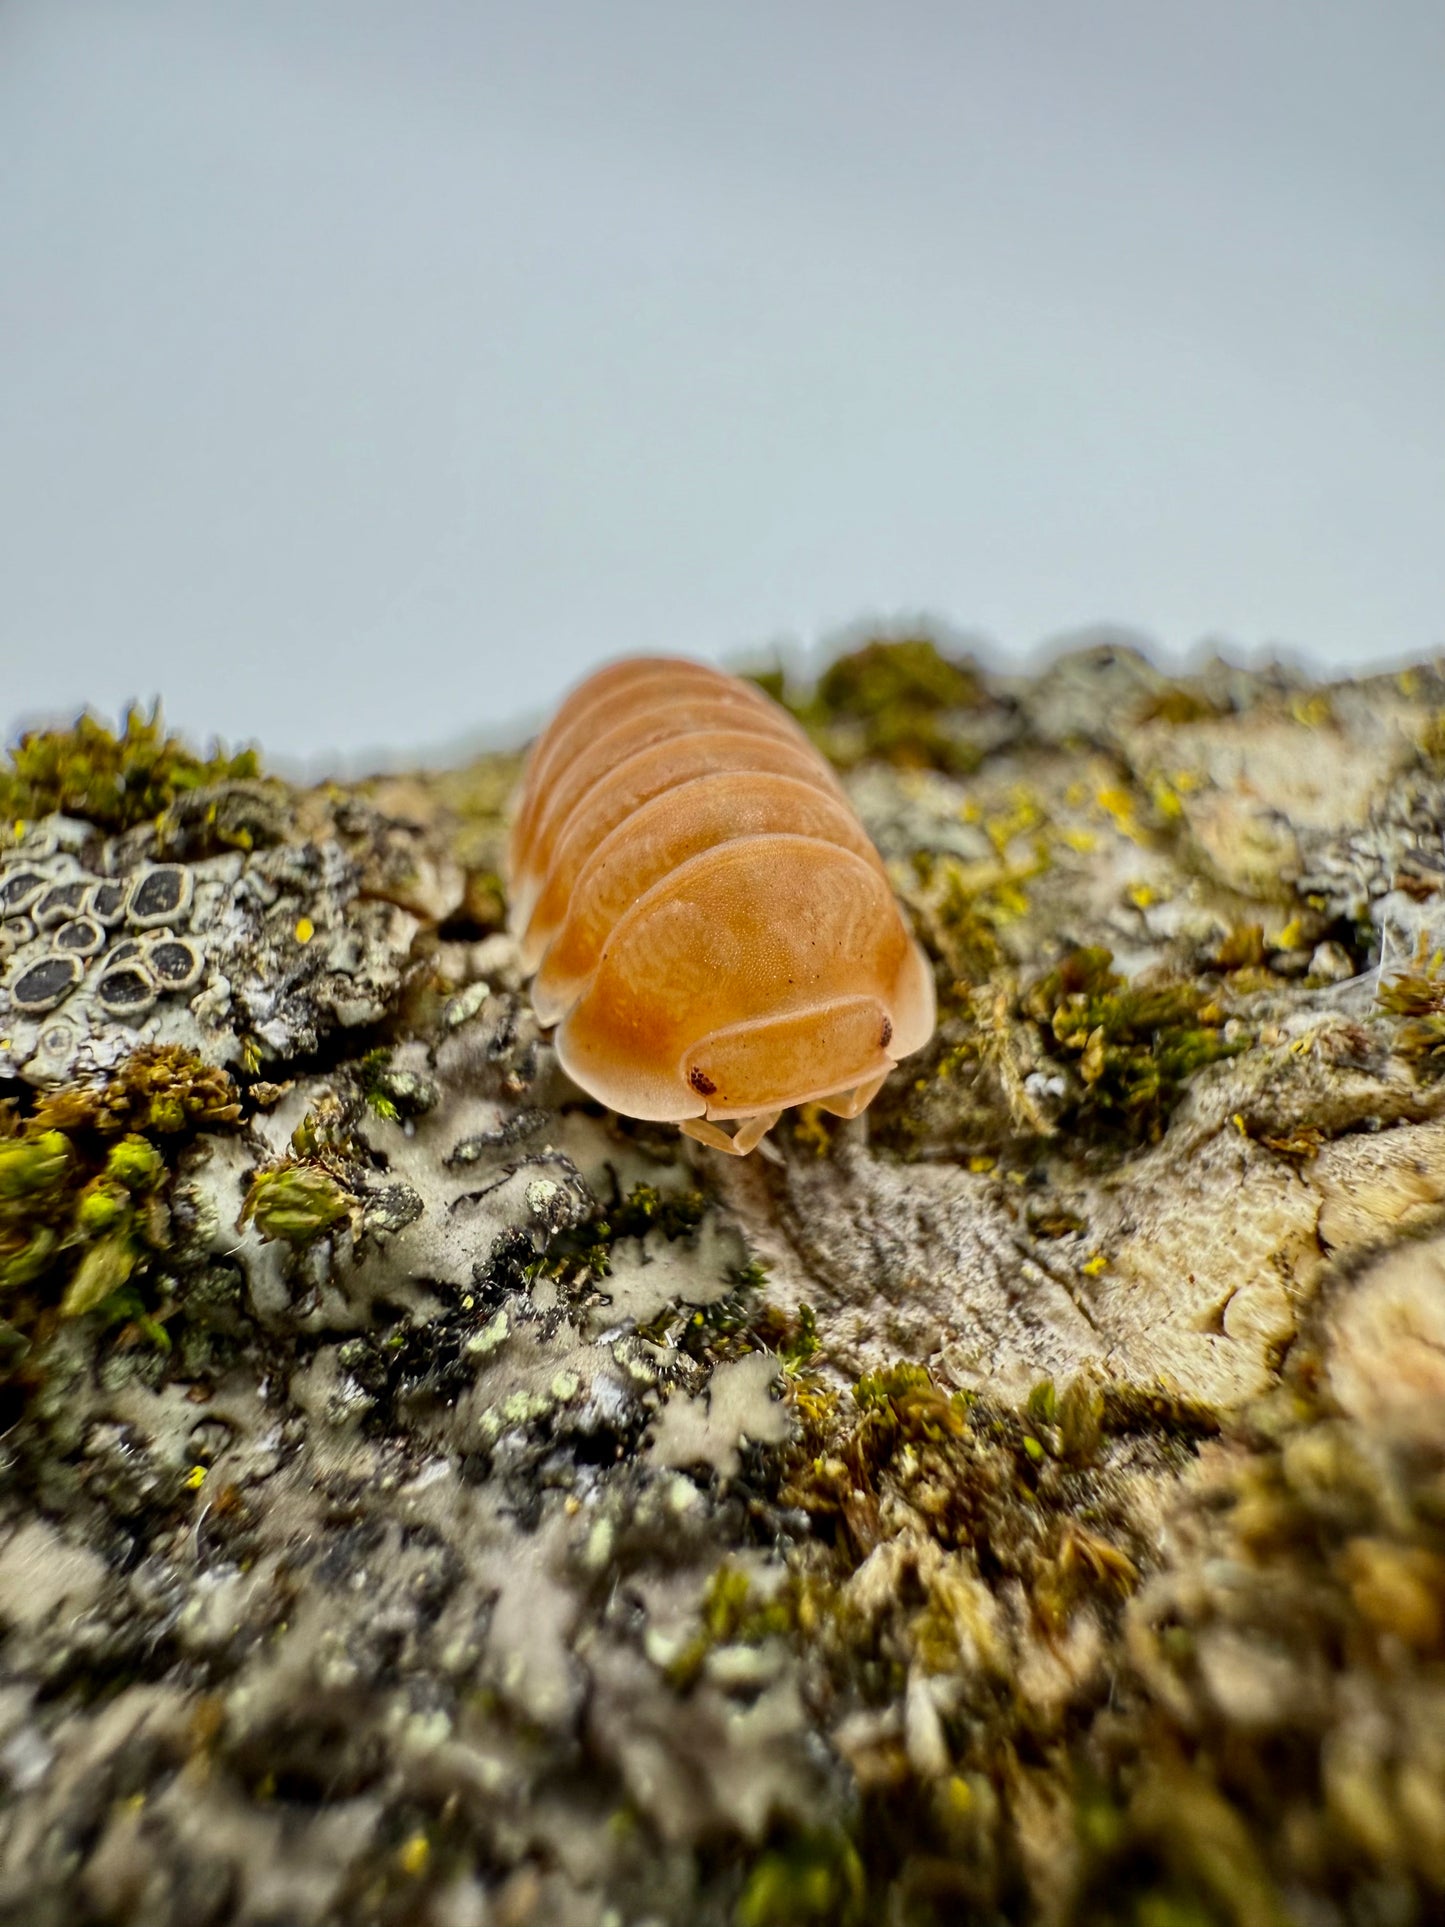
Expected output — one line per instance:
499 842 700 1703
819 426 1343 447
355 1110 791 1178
507 657 936 1154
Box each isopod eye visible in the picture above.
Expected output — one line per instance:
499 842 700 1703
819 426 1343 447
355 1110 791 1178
880 1016 893 1049
689 1067 717 1096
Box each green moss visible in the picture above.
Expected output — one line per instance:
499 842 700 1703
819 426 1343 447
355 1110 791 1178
61 1231 139 1317
358 1048 402 1122
783 636 987 774
31 1044 241 1138
104 1134 166 1192
75 1186 126 1235
0 1130 72 1201
0 703 260 832
1022 947 1248 1135
0 1053 247 1368
702 1563 794 1645
736 1830 866 1927
745 1356 1163 1923
607 1181 709 1243
664 1558 800 1692
1378 949 1445 1065
457 866 507 934
1132 685 1229 727
240 1163 354 1244
816 636 983 721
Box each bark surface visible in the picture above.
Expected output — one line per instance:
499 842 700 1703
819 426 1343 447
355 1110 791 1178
2 640 1443 1927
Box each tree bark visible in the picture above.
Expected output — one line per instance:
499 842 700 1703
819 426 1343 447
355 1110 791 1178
2 638 1443 1927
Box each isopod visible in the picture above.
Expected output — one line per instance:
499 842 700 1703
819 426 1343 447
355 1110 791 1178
507 657 935 1154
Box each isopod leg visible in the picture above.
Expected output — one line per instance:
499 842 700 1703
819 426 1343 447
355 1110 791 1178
680 1117 745 1155
818 1070 889 1120
731 1109 782 1155
679 1111 781 1156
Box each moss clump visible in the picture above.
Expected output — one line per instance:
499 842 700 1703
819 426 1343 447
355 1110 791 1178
31 1044 241 1137
2 1122 178 1356
1132 685 1229 727
725 1359 1156 1920
1 1052 246 1364
0 1131 73 1305
783 637 987 775
735 1830 866 1927
357 1048 439 1123
60 1136 168 1319
1066 1362 1445 1925
753 1300 1445 1926
0 703 260 833
1378 947 1445 1065
239 1163 354 1245
817 636 982 719
1022 947 1247 1137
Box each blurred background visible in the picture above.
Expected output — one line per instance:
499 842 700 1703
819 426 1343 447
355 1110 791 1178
2 0 1441 769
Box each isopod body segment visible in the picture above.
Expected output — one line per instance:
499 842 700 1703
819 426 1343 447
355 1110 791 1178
507 657 936 1154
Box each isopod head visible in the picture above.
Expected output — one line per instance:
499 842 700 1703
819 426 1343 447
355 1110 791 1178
509 659 936 1153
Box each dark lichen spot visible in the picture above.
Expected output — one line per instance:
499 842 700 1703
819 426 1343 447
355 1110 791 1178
0 869 49 915
127 864 193 928
32 880 91 929
96 963 156 1018
53 916 104 956
146 936 203 991
89 879 129 925
10 953 84 1012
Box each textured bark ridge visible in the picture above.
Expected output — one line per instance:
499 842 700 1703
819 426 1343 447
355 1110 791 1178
2 641 1445 1927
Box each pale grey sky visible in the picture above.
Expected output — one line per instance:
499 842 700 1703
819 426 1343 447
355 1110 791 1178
2 0 1442 764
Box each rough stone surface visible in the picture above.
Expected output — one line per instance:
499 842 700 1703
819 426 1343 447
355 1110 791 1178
3 641 1445 1927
